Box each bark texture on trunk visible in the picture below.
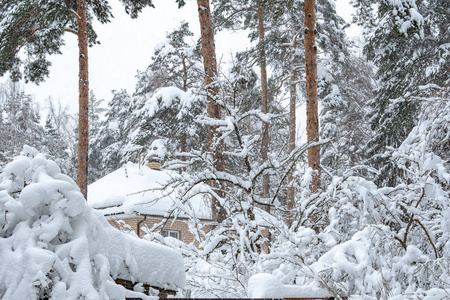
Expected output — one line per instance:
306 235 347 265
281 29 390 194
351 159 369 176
258 1 270 211
76 0 89 199
287 53 297 225
304 0 320 193
197 0 226 223
180 135 187 174
180 59 188 173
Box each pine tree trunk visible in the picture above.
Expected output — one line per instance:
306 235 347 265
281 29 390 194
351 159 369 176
76 0 89 199
287 49 297 225
304 0 320 193
180 135 186 173
197 0 226 223
258 0 270 212
181 57 188 173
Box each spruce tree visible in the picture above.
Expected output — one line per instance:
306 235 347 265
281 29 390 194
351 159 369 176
0 81 46 168
320 56 375 176
89 89 134 181
149 21 203 92
87 91 106 183
353 0 449 185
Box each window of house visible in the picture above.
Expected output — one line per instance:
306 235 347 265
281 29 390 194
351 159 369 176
162 229 180 240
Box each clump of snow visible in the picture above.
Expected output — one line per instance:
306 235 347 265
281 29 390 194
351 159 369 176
247 274 283 298
247 273 331 298
142 87 185 118
148 139 167 160
0 146 185 299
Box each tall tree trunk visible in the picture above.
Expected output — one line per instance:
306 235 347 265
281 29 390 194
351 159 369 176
304 0 320 193
197 0 226 223
287 46 297 225
180 135 187 173
76 0 89 199
180 57 188 173
258 0 270 212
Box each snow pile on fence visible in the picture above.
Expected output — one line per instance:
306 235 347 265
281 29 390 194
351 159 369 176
0 146 185 299
247 273 331 298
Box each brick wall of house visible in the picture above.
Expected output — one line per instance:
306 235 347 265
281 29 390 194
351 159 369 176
106 214 271 253
107 215 197 244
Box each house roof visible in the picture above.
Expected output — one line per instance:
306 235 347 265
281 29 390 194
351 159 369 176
88 163 212 220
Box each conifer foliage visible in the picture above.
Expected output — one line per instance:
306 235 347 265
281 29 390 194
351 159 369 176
354 0 450 185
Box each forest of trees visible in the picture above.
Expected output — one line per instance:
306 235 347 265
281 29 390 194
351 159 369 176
0 0 449 299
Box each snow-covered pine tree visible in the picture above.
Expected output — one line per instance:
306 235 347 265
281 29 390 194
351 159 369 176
88 91 106 183
353 0 449 185
0 81 45 170
89 89 135 181
90 22 204 181
125 87 207 169
152 21 203 92
197 0 227 222
126 21 205 168
320 56 375 177
134 21 203 97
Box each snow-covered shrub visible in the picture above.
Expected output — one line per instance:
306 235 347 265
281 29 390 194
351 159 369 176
142 206 273 297
262 103 450 299
0 146 185 299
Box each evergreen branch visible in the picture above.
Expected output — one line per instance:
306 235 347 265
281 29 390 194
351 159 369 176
69 9 81 23
15 27 42 55
268 74 290 96
215 7 254 29
64 28 78 35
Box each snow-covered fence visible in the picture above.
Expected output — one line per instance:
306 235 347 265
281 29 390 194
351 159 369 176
247 274 337 300
149 297 347 300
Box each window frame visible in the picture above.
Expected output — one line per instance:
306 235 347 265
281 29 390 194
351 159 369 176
162 229 180 240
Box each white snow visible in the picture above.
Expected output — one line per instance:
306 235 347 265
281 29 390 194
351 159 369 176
147 139 167 159
247 274 284 298
247 273 331 298
142 86 186 118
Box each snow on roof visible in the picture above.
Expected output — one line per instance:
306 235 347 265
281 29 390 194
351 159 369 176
88 163 212 220
0 146 186 298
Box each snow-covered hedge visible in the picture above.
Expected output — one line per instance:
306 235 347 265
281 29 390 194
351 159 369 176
0 146 185 299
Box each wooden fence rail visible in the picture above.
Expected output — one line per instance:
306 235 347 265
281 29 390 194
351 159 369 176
126 298 341 300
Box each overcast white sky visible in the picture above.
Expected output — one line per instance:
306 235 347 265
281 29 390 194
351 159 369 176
1 0 358 117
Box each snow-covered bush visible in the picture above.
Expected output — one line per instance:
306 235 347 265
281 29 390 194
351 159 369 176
262 100 450 299
0 146 185 299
